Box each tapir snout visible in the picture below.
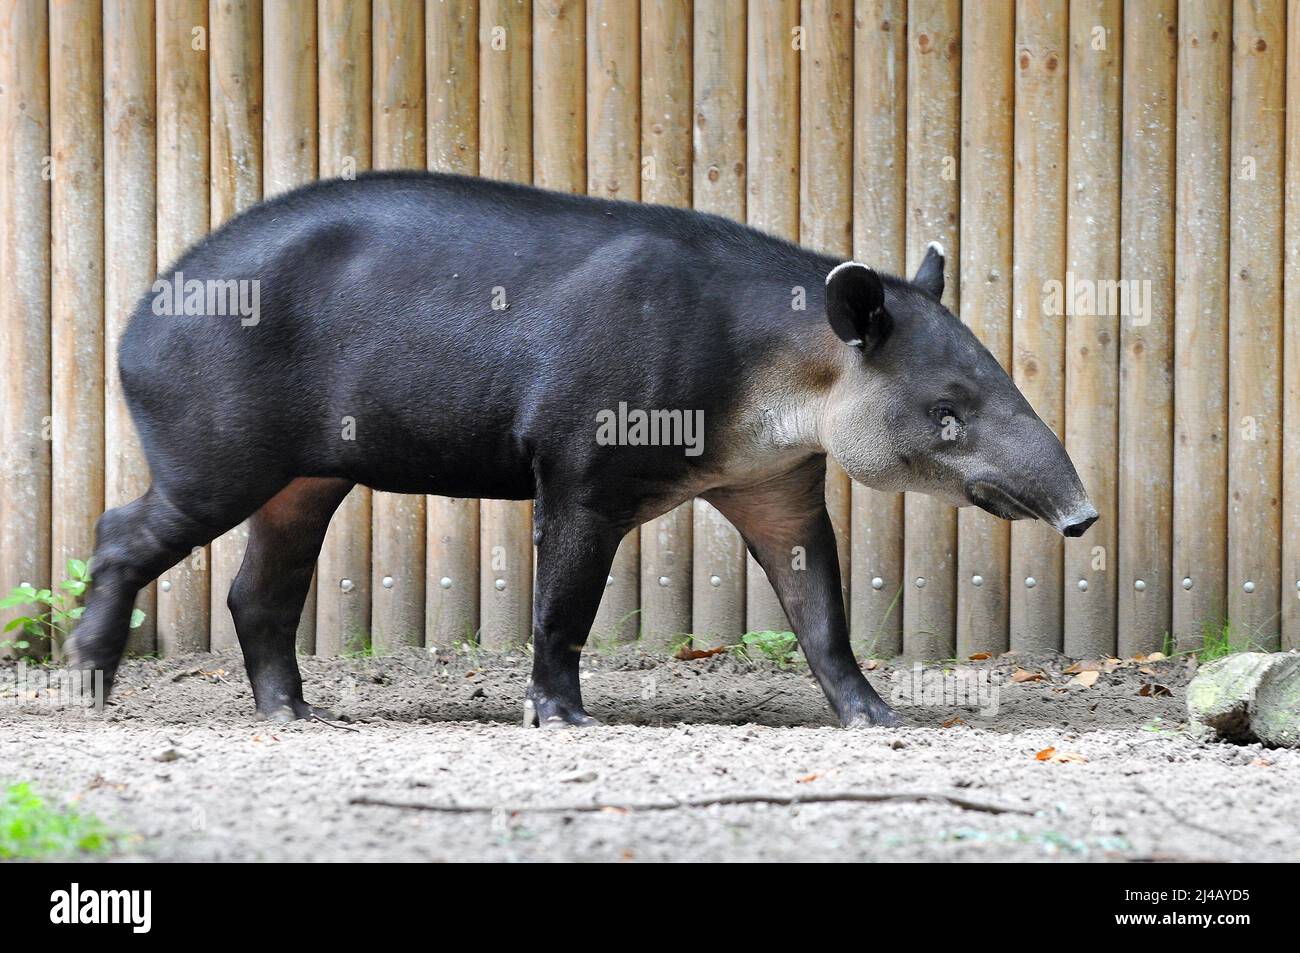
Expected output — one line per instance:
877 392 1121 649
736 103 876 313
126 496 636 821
963 408 1098 538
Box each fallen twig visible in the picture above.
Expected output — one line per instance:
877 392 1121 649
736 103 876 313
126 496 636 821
736 688 788 713
350 790 1033 816
311 714 360 733
1133 782 1258 849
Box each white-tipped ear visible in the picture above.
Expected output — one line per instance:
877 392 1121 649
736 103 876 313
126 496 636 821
825 261 891 352
914 241 945 299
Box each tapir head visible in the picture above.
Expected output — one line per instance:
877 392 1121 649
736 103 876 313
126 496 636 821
819 243 1098 538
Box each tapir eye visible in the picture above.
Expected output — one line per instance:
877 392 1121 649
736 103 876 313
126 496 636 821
929 404 961 426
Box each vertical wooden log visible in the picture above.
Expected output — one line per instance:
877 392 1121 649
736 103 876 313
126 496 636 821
208 0 262 652
0 0 51 652
640 0 693 649
744 0 798 633
263 0 318 650
956 0 1012 658
903 0 959 659
1227 0 1284 651
1010 0 1066 652
1064 0 1121 658
50 0 104 658
800 0 852 620
478 0 533 649
851 0 906 657
1284 0 1300 650
104 0 157 656
316 0 371 655
156 0 210 655
533 0 581 189
586 0 641 643
425 0 479 648
1117 0 1176 657
371 0 427 653
1172 0 1229 650
691 0 747 648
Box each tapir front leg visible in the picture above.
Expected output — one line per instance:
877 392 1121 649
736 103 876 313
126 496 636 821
706 458 900 728
525 494 629 727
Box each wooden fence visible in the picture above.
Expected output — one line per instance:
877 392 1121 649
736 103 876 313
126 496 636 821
1 0 1298 660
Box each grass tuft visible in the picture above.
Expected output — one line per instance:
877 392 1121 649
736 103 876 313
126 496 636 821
0 782 114 860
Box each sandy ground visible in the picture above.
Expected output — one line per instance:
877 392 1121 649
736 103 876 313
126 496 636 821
2 647 1298 862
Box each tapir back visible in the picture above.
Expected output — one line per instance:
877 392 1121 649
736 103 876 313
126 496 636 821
117 171 813 504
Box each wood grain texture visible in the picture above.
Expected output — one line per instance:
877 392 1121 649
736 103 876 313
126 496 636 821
0 0 51 655
957 0 1012 657
903 0 960 660
1117 0 1175 657
104 0 157 656
1172 0 1230 651
1064 0 1121 657
1284 0 1300 650
1010 0 1066 652
50 0 104 660
1227 0 1284 651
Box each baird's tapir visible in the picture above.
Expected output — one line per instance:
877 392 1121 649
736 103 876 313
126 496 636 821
69 171 1097 728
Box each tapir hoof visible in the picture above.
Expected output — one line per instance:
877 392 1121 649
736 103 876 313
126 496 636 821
258 699 348 723
523 696 602 729
842 705 902 729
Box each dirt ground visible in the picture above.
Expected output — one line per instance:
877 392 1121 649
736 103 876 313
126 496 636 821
2 647 1298 862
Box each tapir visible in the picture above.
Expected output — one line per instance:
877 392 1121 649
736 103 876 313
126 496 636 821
68 171 1097 728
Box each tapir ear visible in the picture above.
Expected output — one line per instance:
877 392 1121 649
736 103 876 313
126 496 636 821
913 240 945 300
825 261 891 352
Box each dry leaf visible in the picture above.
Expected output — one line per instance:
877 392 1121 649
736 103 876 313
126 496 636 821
1070 670 1100 688
1250 758 1271 768
1012 669 1043 683
1051 751 1089 764
1138 683 1172 698
796 772 821 784
941 716 966 729
863 659 880 671
1036 746 1087 764
674 644 727 661
1146 652 1166 662
968 652 992 661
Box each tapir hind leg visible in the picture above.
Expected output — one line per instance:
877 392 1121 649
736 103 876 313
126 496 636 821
68 482 281 698
228 477 353 721
704 457 900 728
524 496 629 727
